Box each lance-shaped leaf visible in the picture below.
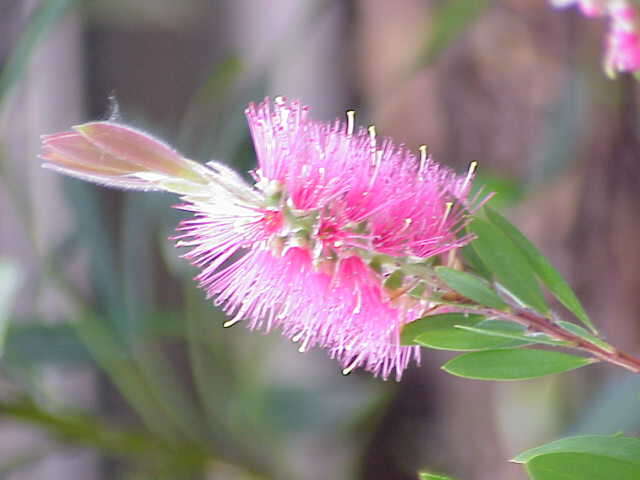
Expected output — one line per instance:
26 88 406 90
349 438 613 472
401 313 527 350
469 218 550 314
485 207 596 333
435 266 508 309
515 435 640 480
419 472 458 480
526 452 639 480
442 349 595 380
513 434 640 464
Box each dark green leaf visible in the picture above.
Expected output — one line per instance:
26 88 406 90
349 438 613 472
513 434 640 465
456 319 568 347
401 313 526 350
435 266 508 309
419 472 457 480
485 207 595 333
526 452 640 480
469 218 549 313
460 243 491 279
442 349 594 380
401 313 477 345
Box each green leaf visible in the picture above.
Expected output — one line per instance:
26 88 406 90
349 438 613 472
519 435 640 480
556 321 612 352
401 313 527 350
442 349 594 380
460 243 491 280
513 434 640 465
526 452 640 480
401 313 478 345
456 319 568 347
435 266 508 309
469 218 549 313
415 0 491 68
419 472 457 480
485 207 596 333
0 261 21 356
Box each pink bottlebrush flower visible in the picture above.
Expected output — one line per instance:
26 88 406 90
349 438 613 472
604 3 640 74
41 98 482 380
550 0 640 76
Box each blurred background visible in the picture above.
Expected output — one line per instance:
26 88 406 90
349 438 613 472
1 0 640 479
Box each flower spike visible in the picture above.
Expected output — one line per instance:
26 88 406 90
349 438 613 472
550 0 640 77
41 98 485 380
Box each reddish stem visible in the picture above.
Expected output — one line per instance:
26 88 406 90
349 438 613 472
443 306 640 374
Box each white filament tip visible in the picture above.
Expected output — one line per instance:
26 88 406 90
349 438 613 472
368 125 377 149
346 110 355 136
223 318 241 328
342 361 359 376
462 161 478 190
418 145 428 172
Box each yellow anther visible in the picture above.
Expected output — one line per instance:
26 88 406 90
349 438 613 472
462 161 478 190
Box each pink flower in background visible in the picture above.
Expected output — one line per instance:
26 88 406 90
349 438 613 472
605 3 640 74
551 0 640 76
550 0 608 17
41 98 481 380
